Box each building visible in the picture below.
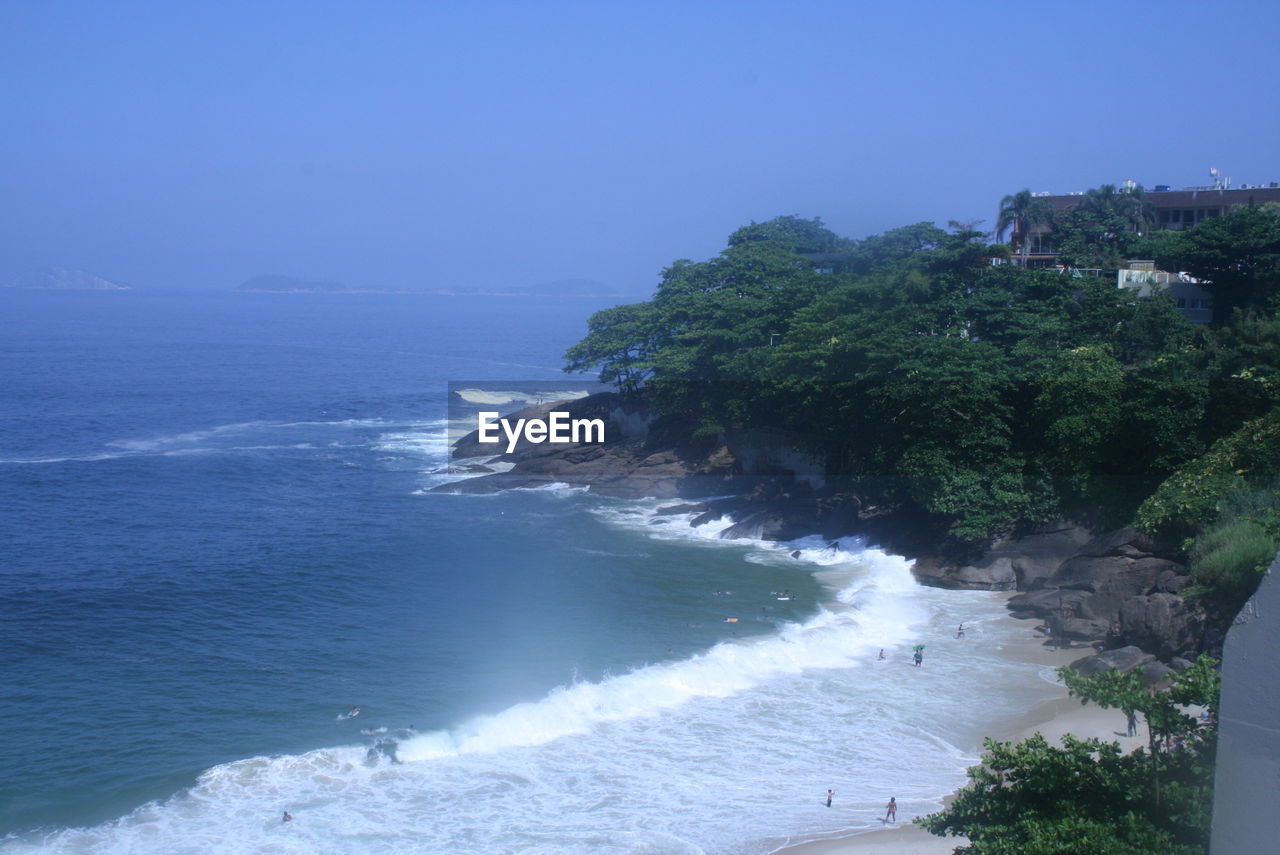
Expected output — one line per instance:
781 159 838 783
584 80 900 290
1005 177 1280 324
1012 181 1280 268
1117 263 1214 324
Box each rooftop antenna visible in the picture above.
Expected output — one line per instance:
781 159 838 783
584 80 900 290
1210 167 1229 190
1123 178 1138 192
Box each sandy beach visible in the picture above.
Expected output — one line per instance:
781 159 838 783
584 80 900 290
770 607 1149 855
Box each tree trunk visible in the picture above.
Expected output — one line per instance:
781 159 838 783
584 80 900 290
1147 717 1161 814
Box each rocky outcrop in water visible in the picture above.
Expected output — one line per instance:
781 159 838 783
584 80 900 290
440 393 746 499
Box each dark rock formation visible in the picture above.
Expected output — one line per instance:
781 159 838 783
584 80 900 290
1005 527 1200 661
1138 661 1177 686
1119 593 1204 661
912 520 1092 592
1069 645 1155 675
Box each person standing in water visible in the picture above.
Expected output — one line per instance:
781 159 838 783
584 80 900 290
884 797 897 823
826 789 834 807
956 623 965 638
913 649 923 667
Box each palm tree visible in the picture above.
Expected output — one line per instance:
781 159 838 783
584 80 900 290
1119 187 1157 237
996 189 1053 266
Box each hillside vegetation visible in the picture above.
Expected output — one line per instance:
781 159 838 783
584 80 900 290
566 201 1280 613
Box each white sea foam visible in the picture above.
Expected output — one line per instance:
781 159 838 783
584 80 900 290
2 419 423 466
4 501 1064 855
454 388 591 406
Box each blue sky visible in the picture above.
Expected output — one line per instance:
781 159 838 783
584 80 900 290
2 1 1277 291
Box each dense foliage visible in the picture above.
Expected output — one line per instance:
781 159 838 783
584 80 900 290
916 657 1220 855
566 203 1280 579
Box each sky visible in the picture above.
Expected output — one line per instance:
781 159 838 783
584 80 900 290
2 0 1278 293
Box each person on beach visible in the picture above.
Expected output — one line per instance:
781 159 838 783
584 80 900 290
884 797 897 823
1126 709 1138 737
826 789 834 807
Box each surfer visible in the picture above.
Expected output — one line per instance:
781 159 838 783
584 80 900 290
282 811 292 823
878 648 886 660
348 706 361 718
956 623 965 639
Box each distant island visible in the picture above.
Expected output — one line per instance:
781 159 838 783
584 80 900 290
236 274 640 298
236 275 366 293
7 266 131 291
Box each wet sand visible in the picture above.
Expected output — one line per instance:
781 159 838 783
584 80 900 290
770 613 1146 855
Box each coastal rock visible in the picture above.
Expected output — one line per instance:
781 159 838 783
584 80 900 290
1139 661 1177 686
1169 656 1195 672
1119 593 1204 661
1156 570 1190 594
719 504 818 542
441 392 756 500
991 521 1094 589
950 557 1018 591
690 508 727 527
654 503 707 516
1072 527 1169 560
1003 528 1192 650
1056 616 1111 642
1069 645 1155 675
1007 587 1090 619
910 519 1090 591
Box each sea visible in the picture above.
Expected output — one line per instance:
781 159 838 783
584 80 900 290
0 290 1065 854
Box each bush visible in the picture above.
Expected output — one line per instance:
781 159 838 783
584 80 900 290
1136 410 1280 538
1188 518 1276 602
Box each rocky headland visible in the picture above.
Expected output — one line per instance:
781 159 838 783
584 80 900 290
438 392 1212 676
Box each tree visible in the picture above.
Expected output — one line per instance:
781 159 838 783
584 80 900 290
726 215 840 254
1119 186 1158 237
1060 656 1220 832
918 657 1220 855
1050 184 1155 269
1028 344 1125 498
563 302 663 393
997 189 1053 266
1153 204 1280 324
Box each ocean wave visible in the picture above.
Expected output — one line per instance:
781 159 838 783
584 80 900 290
5 498 1055 855
453 389 591 406
2 418 448 466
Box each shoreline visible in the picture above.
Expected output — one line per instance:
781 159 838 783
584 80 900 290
769 605 1147 855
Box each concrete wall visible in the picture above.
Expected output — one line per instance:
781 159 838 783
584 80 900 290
1211 555 1280 854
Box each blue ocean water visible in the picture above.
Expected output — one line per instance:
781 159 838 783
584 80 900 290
1 290 1062 854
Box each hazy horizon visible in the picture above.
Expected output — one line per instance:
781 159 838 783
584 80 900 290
3 1 1277 292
